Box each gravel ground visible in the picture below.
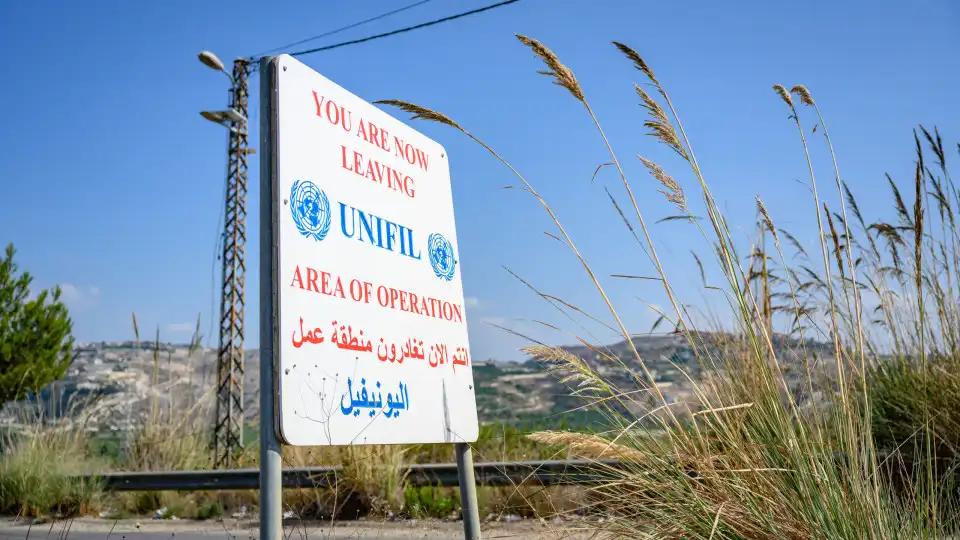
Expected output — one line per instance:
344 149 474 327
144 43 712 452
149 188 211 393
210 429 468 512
0 517 598 540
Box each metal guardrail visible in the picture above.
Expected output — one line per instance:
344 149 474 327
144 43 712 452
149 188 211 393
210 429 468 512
83 459 625 492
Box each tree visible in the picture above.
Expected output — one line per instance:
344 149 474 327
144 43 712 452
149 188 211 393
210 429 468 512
0 243 74 403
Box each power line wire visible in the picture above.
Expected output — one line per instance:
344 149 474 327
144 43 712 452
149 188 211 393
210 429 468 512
227 0 519 351
275 0 522 59
206 204 224 350
251 0 437 58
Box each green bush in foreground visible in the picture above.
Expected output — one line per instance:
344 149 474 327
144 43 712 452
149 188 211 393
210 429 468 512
869 357 960 512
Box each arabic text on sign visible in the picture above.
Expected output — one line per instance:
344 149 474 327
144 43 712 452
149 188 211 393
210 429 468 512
331 320 372 352
339 377 409 419
292 317 324 348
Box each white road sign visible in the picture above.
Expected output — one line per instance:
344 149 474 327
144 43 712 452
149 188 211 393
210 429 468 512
269 54 479 446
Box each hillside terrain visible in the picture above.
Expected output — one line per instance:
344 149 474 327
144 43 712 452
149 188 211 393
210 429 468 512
0 333 834 434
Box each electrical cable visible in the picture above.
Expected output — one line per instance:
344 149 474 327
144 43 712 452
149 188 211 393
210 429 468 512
250 0 437 58
206 186 226 351
275 0 522 59
212 0 521 364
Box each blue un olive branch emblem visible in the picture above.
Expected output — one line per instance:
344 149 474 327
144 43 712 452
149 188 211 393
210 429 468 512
428 233 457 281
290 179 331 242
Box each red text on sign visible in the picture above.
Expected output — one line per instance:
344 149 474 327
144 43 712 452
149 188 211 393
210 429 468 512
311 91 431 174
356 119 390 152
289 265 464 324
312 92 352 132
392 136 429 173
340 145 415 199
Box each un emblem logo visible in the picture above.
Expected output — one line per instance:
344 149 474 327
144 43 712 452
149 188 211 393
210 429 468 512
427 233 457 281
290 179 331 242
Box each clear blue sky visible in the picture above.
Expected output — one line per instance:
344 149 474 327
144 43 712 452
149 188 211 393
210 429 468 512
1 0 958 361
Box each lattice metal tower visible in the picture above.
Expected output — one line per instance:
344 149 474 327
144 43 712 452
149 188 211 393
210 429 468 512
213 58 253 469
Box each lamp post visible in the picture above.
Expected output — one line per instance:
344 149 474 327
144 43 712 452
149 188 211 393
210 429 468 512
199 51 253 469
198 51 233 81
199 52 247 129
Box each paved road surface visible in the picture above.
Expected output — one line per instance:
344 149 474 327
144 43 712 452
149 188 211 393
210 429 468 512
0 531 441 540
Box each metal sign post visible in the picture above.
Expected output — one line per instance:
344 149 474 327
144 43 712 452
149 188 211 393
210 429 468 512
259 55 283 540
259 53 481 540
456 442 481 539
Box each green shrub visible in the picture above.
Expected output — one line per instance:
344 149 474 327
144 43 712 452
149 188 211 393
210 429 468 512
0 243 74 403
404 485 458 518
196 499 223 520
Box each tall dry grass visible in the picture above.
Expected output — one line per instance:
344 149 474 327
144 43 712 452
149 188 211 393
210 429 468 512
122 314 212 473
380 34 959 538
108 314 223 517
0 314 219 519
0 406 102 517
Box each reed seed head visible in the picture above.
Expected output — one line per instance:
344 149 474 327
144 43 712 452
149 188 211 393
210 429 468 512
515 34 584 102
639 156 687 212
375 100 463 131
523 344 601 389
790 85 816 107
635 84 687 159
527 430 645 461
824 203 846 279
756 197 776 238
913 159 924 284
773 84 794 109
613 41 659 85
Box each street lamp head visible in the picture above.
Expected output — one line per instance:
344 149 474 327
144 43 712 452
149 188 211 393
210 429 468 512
198 51 226 72
200 110 227 124
201 109 247 126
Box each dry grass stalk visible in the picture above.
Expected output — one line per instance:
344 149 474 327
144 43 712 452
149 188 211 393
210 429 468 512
773 82 859 464
804 77 876 392
691 402 754 417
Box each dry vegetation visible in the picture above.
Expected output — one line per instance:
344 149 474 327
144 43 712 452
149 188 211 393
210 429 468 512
380 34 960 539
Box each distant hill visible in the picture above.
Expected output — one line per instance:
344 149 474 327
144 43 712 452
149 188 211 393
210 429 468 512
0 333 834 434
